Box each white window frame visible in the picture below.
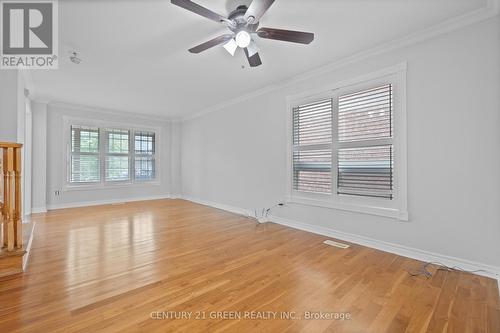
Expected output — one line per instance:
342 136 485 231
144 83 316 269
62 116 161 191
286 63 408 220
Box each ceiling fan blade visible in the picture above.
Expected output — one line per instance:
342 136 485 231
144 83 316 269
257 27 314 44
243 48 262 67
244 0 275 23
171 0 226 23
189 34 234 54
246 40 260 57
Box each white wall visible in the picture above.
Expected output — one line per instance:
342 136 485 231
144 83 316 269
181 17 500 268
1 70 33 217
0 70 19 142
41 103 176 208
169 121 182 196
31 102 47 212
23 98 32 216
16 72 26 144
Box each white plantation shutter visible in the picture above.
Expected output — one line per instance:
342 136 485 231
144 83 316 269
337 84 394 199
292 99 333 194
68 125 158 186
289 71 406 218
70 126 100 183
337 146 393 198
134 131 156 181
105 129 130 181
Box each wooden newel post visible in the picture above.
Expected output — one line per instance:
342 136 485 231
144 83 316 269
14 147 22 248
2 148 9 249
0 143 23 251
5 147 15 251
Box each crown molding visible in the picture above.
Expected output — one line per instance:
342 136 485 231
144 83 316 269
183 0 500 122
44 100 174 123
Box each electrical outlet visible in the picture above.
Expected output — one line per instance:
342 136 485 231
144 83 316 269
54 190 60 196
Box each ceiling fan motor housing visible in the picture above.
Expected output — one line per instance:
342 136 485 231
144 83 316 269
228 5 259 32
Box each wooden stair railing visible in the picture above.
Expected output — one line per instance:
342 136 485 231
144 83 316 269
0 142 23 251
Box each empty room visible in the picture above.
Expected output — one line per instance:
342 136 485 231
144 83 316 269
0 0 499 332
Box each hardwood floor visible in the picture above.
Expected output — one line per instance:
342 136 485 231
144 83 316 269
0 199 498 332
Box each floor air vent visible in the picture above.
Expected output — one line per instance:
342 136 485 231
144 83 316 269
323 240 350 249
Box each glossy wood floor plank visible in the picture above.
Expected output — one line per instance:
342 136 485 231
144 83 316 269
0 199 498 332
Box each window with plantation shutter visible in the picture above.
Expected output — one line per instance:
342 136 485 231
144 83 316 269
337 84 394 199
292 99 333 194
288 65 408 219
67 121 159 188
134 131 156 181
105 129 130 181
70 125 100 183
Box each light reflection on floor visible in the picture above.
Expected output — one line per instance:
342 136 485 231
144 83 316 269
65 212 155 306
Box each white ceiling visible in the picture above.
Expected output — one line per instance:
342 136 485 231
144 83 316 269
30 0 488 118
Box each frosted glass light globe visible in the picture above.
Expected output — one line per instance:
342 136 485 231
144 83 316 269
235 31 251 48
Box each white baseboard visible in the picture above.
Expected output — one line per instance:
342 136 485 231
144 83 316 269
180 195 253 218
46 194 172 210
31 207 47 214
268 215 500 281
179 196 499 282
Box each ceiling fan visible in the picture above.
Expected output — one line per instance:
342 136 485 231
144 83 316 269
171 0 314 67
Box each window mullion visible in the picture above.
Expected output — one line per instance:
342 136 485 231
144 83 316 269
294 143 331 152
130 130 135 182
332 93 339 199
100 128 105 185
73 151 99 156
338 137 393 149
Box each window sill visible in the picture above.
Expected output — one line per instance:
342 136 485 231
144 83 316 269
63 180 161 192
286 196 408 221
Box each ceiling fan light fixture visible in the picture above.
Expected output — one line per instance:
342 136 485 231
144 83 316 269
171 0 315 68
235 30 251 48
223 38 238 56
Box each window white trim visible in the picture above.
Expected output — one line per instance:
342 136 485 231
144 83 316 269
62 116 161 191
286 63 408 221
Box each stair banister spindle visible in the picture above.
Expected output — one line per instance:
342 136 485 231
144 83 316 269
0 142 23 251
15 147 22 247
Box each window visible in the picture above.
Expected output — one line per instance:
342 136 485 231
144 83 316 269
105 129 130 181
337 84 393 199
66 121 159 188
70 126 100 183
134 131 156 181
292 99 333 194
287 65 407 219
